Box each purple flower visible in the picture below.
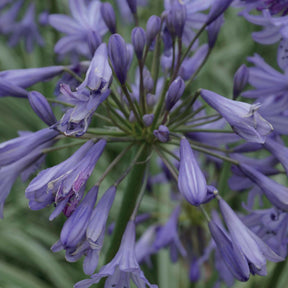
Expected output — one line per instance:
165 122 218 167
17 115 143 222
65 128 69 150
59 186 98 249
178 137 207 206
0 0 22 34
100 3 116 34
154 206 187 262
0 139 54 218
28 91 57 126
55 84 110 136
0 128 58 167
0 65 65 89
77 43 112 93
153 125 169 142
108 34 130 85
207 14 224 48
25 140 106 219
74 221 157 288
239 163 288 211
165 76 185 111
218 198 283 275
131 27 146 60
201 89 273 143
146 15 161 47
143 114 154 127
206 0 234 25
8 3 44 53
49 0 107 57
233 64 249 99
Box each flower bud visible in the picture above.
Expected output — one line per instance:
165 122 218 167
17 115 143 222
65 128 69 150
108 34 129 85
146 93 156 108
28 91 57 126
178 137 207 206
100 3 116 34
143 68 154 92
206 0 233 25
131 27 146 60
233 64 249 99
207 14 224 48
126 0 137 14
166 2 186 38
165 76 185 111
143 114 154 127
153 125 169 142
146 15 161 46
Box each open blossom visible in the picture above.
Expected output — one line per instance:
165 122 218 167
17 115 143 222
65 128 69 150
49 0 107 57
25 140 106 219
74 221 157 288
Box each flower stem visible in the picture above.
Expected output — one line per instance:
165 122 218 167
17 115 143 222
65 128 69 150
104 145 151 264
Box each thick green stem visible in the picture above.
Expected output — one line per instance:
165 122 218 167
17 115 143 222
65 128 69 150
104 146 151 264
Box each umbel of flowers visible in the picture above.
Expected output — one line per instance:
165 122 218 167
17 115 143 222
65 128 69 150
0 0 288 287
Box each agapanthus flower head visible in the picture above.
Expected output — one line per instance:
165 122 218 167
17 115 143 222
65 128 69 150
200 89 273 143
74 220 157 288
178 137 207 206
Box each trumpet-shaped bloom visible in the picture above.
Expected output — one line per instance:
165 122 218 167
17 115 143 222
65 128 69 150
74 221 157 288
218 198 283 275
178 137 207 206
200 89 273 143
49 0 107 57
25 140 106 219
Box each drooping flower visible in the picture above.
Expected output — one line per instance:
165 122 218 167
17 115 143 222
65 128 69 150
200 89 273 143
178 137 207 206
25 140 106 219
74 221 157 288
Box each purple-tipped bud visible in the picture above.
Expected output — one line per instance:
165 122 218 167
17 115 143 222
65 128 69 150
129 111 136 123
207 14 224 48
143 114 154 127
166 2 187 38
153 125 169 142
100 3 116 34
146 93 156 107
178 138 207 206
60 186 98 249
233 64 249 99
143 69 154 92
108 34 129 85
131 27 146 60
126 0 137 14
206 0 233 25
146 15 161 46
165 76 185 111
28 91 57 126
38 11 49 26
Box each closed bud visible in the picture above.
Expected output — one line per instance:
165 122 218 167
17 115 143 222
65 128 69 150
146 93 156 107
206 0 233 25
146 15 161 46
143 114 154 127
28 91 57 126
126 0 137 14
100 3 116 34
233 64 249 99
207 14 224 49
165 76 185 111
131 27 146 60
178 137 207 206
153 125 169 143
108 34 129 85
143 68 154 92
166 2 186 38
